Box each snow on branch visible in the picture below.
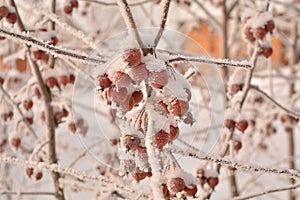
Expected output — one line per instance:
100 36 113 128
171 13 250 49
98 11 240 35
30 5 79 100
0 28 106 65
0 156 147 198
80 0 153 6
168 55 252 68
169 148 300 179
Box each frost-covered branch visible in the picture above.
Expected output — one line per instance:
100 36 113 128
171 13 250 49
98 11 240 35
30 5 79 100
0 28 106 65
153 0 171 48
80 0 153 6
233 183 300 200
0 191 55 196
170 148 300 179
168 55 252 68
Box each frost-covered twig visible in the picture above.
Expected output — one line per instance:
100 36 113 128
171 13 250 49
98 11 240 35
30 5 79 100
153 0 171 48
170 148 300 179
0 191 55 196
168 55 252 68
0 84 38 139
0 28 106 65
80 0 153 6
117 0 145 51
250 86 300 119
233 183 300 200
0 156 148 198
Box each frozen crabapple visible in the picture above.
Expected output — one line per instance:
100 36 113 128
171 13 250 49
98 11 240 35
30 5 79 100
68 122 76 133
169 125 179 141
261 46 273 58
6 12 18 24
114 71 132 88
121 135 141 151
119 96 135 112
69 74 75 84
265 20 275 33
0 6 9 18
35 172 43 180
224 119 235 129
0 76 4 85
26 167 34 177
11 137 21 148
64 4 73 14
154 130 169 149
168 99 189 116
59 75 69 86
97 73 112 89
254 27 267 39
45 77 59 89
70 0 79 8
184 185 197 197
167 177 186 193
148 70 169 89
235 120 248 132
128 63 149 82
233 140 242 151
207 177 219 188
123 48 142 66
108 86 128 103
131 168 152 181
131 90 143 105
162 184 171 199
244 27 255 42
23 99 33 110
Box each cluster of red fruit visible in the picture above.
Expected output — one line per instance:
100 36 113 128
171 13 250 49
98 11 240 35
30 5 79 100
1 109 13 122
64 0 79 14
224 118 248 132
0 5 18 25
196 168 219 189
45 73 75 91
67 118 88 136
162 177 197 199
244 14 275 58
25 167 43 180
33 29 59 63
280 114 299 134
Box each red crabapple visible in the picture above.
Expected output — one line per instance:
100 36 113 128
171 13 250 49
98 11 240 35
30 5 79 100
184 185 197 197
244 27 255 42
265 20 275 33
148 70 169 89
224 119 235 129
26 167 34 177
69 74 75 84
108 86 128 103
97 73 112 89
33 50 44 60
254 27 267 39
68 122 76 133
207 177 219 188
123 49 142 66
35 172 43 180
64 5 73 14
50 36 58 46
59 75 69 86
0 77 4 85
11 137 21 148
41 53 49 63
26 117 34 125
131 168 152 181
128 63 149 82
157 100 169 114
167 177 186 193
154 130 169 149
114 71 132 88
0 6 9 18
162 184 171 199
23 99 33 110
121 135 141 151
168 99 189 116
119 96 135 112
71 0 79 8
131 90 143 105
233 140 242 151
235 120 248 132
45 77 59 89
261 46 273 58
6 12 18 24
169 125 179 141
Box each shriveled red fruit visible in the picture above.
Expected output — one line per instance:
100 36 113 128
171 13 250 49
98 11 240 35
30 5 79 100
34 87 41 98
0 6 9 18
69 74 76 84
33 50 44 60
265 20 275 33
244 27 255 42
228 166 237 171
64 5 73 14
162 184 171 199
123 49 141 66
169 125 179 141
26 117 33 125
59 75 69 86
235 120 248 132
167 177 186 193
128 63 148 82
114 71 132 88
6 12 18 24
23 99 33 110
62 108 68 117
0 77 4 85
97 73 112 88
233 140 242 151
184 185 197 197
71 0 79 8
157 100 169 114
207 177 219 188
0 36 5 40
131 168 151 181
121 135 141 151
254 27 266 39
110 138 118 146
154 130 169 149
11 137 21 148
119 96 134 112
50 36 58 45
45 77 59 89
148 70 169 89
35 172 43 180
168 99 189 116
261 46 273 58
68 122 76 133
108 86 128 103
54 112 65 124
224 119 235 129
8 111 13 119
131 90 143 105
26 167 34 177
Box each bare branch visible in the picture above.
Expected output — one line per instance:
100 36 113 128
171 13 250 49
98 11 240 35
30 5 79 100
80 0 154 6
0 191 55 196
153 0 171 48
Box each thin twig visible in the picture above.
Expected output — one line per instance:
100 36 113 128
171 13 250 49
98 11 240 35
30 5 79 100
80 0 153 6
0 191 55 196
153 0 171 48
0 28 106 65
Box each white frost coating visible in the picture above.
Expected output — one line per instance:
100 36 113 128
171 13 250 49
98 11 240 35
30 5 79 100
143 55 166 72
225 108 237 120
245 12 272 29
228 68 247 85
